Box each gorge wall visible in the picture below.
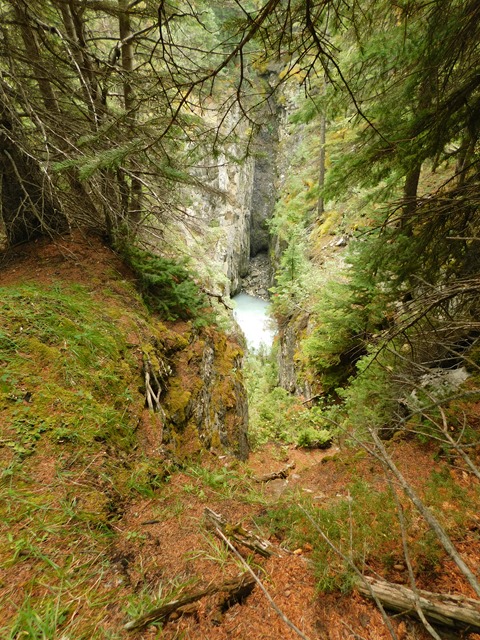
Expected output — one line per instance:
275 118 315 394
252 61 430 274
183 94 281 299
182 80 323 399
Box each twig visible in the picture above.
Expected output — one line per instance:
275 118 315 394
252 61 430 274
254 461 295 483
437 406 480 481
214 527 311 640
296 504 399 640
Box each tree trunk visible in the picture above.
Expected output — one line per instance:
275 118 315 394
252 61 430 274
402 163 421 222
119 0 135 114
317 77 327 222
55 0 101 124
118 0 142 225
316 113 326 220
0 93 68 245
357 576 480 633
12 3 59 114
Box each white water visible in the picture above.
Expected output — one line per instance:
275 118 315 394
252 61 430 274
232 292 275 350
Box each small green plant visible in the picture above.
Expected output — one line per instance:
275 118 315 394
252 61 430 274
127 460 167 498
5 593 68 639
124 575 199 631
186 531 232 568
125 531 147 542
257 480 402 593
296 426 332 449
245 350 338 447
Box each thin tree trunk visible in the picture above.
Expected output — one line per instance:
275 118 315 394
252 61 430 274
119 0 142 225
402 164 421 221
55 0 101 124
317 77 327 221
317 113 326 220
12 3 59 114
370 428 480 598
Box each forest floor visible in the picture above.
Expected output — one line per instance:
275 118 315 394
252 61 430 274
1 234 480 639
106 440 480 640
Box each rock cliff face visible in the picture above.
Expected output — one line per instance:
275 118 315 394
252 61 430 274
249 116 279 258
184 102 280 298
184 149 254 297
277 315 313 398
147 321 249 459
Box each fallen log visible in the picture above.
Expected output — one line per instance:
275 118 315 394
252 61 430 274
125 572 255 631
254 461 295 483
357 576 480 633
204 507 279 557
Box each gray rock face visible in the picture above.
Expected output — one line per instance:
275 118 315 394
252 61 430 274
277 314 313 398
183 149 254 297
181 103 280 297
405 367 470 412
277 322 298 394
250 122 279 257
190 338 249 460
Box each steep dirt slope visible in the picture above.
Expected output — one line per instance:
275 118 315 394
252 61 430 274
1 233 479 640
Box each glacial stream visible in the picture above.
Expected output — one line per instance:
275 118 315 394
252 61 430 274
232 292 275 350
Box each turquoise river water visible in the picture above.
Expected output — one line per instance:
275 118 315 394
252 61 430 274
231 292 275 350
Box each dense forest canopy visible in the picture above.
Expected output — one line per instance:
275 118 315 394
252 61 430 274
0 0 478 379
1 0 480 416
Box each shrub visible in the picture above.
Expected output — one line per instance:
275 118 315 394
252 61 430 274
296 426 332 449
122 246 208 321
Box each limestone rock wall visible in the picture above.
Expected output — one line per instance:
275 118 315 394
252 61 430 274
249 115 279 258
182 94 282 298
184 149 255 297
277 314 313 398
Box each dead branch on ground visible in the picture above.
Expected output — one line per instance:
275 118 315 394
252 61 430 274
143 352 169 416
254 461 295 483
204 507 279 558
357 576 480 633
124 572 255 631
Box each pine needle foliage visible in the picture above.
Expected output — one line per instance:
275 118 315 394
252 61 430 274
122 246 208 322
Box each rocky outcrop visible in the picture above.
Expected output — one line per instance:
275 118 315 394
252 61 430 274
277 313 314 398
182 149 254 297
182 96 280 298
148 322 249 460
277 322 298 394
